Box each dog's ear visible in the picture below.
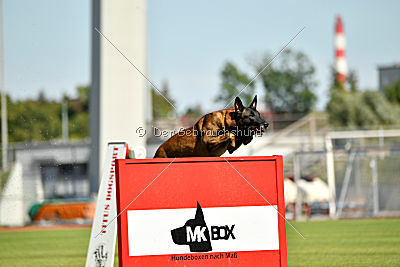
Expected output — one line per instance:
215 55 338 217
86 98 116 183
234 97 244 113
194 202 205 222
249 95 257 110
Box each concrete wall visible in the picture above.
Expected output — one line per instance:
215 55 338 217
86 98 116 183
90 0 147 193
12 142 90 224
0 163 24 226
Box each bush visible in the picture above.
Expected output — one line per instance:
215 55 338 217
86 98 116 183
327 88 400 127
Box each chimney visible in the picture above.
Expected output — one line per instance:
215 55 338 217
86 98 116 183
335 15 347 85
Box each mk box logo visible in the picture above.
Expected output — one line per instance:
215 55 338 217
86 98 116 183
171 202 235 252
127 205 279 256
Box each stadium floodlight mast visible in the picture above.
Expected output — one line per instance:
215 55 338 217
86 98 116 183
0 0 7 172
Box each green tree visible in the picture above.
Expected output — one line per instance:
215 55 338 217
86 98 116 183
1 86 91 143
326 70 400 127
68 86 90 139
385 80 400 104
7 99 62 142
326 89 377 127
69 112 89 139
215 61 255 106
77 86 89 112
362 91 400 125
347 70 358 92
257 49 317 113
152 81 176 120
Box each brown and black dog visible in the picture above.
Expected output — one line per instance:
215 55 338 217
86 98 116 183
154 95 269 158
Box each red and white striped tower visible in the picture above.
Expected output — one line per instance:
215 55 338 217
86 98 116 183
335 15 347 85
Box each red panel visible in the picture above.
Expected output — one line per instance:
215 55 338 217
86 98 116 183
275 155 287 266
126 250 280 266
116 156 287 267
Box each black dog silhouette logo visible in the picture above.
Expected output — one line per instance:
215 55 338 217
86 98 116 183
171 202 213 252
171 202 237 253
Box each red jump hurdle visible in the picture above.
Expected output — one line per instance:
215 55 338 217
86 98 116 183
115 156 287 267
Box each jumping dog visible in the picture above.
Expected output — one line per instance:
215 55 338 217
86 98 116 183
154 95 269 158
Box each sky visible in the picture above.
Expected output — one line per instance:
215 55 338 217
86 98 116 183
3 0 400 113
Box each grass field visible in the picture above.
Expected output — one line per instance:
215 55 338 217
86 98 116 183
287 218 400 266
0 218 399 266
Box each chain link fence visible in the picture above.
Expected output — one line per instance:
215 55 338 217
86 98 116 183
285 146 400 219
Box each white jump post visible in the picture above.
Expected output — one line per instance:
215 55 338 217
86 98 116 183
85 142 127 267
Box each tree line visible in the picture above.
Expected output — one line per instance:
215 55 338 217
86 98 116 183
0 86 89 143
2 49 400 143
157 48 400 128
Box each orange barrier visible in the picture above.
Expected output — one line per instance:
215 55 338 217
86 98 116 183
33 202 95 222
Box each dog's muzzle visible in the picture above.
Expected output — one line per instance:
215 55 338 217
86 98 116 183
260 122 269 132
264 122 269 129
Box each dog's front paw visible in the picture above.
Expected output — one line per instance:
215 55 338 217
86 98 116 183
228 132 236 147
227 144 235 154
243 135 253 145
